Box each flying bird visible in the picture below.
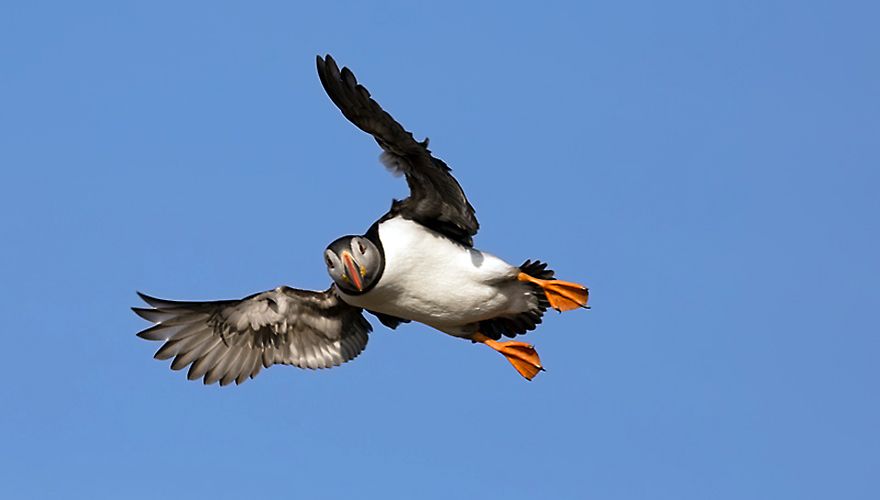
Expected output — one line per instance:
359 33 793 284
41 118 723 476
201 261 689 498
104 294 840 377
133 55 589 385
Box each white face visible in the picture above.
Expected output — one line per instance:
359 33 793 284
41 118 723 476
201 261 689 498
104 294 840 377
324 236 382 293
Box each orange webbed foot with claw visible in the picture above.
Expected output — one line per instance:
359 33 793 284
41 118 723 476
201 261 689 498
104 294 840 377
472 332 545 380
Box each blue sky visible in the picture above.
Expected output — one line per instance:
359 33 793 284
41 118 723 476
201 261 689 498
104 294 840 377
2 1 878 498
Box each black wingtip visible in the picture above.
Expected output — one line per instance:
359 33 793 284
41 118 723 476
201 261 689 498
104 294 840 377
316 54 340 94
318 54 338 74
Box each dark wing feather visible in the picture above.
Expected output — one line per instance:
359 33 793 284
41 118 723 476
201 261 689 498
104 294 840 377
316 54 479 246
133 286 371 386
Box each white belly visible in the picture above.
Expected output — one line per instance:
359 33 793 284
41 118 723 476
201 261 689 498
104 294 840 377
338 217 533 336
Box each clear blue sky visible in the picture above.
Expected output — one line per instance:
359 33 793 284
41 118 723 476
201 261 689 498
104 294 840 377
2 1 877 499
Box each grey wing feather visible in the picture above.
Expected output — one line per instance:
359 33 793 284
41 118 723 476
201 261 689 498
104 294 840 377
316 54 479 246
133 287 371 386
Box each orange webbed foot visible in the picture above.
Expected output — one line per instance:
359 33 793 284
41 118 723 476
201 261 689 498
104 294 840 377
472 333 545 381
517 273 589 312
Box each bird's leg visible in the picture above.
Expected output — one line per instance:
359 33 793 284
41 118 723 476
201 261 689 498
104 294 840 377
471 332 544 381
517 273 590 312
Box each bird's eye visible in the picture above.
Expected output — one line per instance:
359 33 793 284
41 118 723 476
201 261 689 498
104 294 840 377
325 255 334 268
358 240 367 254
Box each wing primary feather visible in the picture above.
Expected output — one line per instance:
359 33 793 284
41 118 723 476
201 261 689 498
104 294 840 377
136 323 180 341
132 307 173 323
153 340 181 361
188 341 228 381
172 336 222 371
210 346 242 386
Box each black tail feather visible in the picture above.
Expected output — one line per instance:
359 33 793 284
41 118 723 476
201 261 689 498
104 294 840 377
519 259 556 280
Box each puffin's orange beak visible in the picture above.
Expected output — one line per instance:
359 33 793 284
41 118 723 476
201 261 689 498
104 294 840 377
342 252 363 291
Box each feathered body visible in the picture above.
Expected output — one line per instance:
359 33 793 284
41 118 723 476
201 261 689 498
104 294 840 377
338 216 540 338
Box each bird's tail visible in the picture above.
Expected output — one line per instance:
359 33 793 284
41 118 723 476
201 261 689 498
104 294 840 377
518 260 589 312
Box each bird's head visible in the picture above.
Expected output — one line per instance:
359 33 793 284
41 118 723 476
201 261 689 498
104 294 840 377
324 235 382 294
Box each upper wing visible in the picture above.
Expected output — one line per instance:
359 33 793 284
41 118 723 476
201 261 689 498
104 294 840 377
316 54 479 246
133 286 371 386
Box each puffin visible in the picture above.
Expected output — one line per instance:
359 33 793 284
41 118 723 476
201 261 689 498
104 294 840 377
133 55 589 385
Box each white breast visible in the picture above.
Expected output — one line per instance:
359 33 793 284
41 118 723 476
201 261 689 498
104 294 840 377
338 217 534 335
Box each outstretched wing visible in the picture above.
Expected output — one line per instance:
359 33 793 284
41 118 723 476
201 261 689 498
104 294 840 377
316 54 479 247
133 286 371 386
